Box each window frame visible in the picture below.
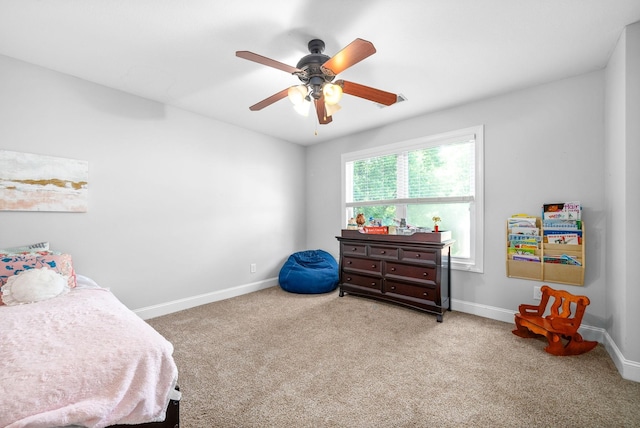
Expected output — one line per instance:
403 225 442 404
341 125 484 273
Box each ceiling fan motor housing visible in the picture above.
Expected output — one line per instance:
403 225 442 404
296 39 336 99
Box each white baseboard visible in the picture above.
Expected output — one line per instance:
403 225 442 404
601 330 640 382
451 298 516 324
452 298 640 383
134 277 278 320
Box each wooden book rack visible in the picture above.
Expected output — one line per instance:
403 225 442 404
512 285 597 356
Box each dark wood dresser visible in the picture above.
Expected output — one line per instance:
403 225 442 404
336 230 454 322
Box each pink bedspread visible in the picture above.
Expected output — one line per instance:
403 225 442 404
0 286 178 428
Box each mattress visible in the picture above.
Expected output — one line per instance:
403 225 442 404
0 275 179 428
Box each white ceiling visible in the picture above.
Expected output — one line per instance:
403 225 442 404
1 1 639 146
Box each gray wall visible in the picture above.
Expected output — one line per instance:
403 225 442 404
306 71 607 326
0 55 307 311
605 22 640 368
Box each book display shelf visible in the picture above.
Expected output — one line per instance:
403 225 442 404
506 202 585 286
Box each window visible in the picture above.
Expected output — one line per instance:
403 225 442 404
342 126 484 272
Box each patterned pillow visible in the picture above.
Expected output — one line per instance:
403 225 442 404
0 251 76 290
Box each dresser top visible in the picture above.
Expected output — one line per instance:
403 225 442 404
337 229 454 247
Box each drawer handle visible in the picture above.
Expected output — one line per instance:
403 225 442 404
371 282 376 286
347 261 352 265
352 247 357 251
371 264 377 268
423 292 428 296
415 254 421 258
391 286 396 290
346 277 352 281
380 250 386 254
391 267 396 271
423 272 428 277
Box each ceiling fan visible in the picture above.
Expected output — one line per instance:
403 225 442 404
236 38 399 125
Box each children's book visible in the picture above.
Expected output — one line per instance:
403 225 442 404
544 230 582 237
508 217 537 228
362 226 388 234
508 234 541 243
508 247 536 255
512 254 541 262
510 226 539 236
543 201 582 220
513 243 538 249
562 201 582 220
543 219 581 230
545 233 580 245
543 254 582 265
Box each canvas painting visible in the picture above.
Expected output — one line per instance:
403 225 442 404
0 150 88 212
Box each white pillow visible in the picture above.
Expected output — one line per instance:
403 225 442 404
1 267 69 306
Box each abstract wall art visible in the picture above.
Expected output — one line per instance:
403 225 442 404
0 150 88 212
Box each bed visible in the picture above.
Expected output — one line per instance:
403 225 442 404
0 246 180 428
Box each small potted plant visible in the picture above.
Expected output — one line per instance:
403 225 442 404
432 216 441 232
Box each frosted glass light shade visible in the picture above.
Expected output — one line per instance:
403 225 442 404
293 99 311 116
288 85 309 105
325 103 341 117
323 83 343 105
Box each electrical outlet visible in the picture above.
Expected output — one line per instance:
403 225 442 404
533 286 542 300
250 263 257 273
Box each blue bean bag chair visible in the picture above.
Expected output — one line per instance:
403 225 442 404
278 249 339 294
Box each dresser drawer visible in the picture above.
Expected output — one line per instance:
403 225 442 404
385 261 437 285
341 272 382 290
384 280 437 302
369 245 399 259
342 256 382 274
341 242 366 256
399 248 437 264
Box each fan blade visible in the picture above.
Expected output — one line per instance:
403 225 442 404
315 97 332 124
322 38 376 75
236 51 302 74
249 88 289 111
338 80 398 106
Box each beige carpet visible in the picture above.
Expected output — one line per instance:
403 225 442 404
147 286 640 427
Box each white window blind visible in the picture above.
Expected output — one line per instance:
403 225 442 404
342 126 484 273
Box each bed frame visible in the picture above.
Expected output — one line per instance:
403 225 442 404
109 386 180 428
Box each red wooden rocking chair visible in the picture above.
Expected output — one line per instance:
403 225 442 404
512 285 598 356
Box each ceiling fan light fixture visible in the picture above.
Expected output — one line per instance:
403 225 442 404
238 38 399 124
287 85 309 105
323 83 343 105
325 102 341 117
